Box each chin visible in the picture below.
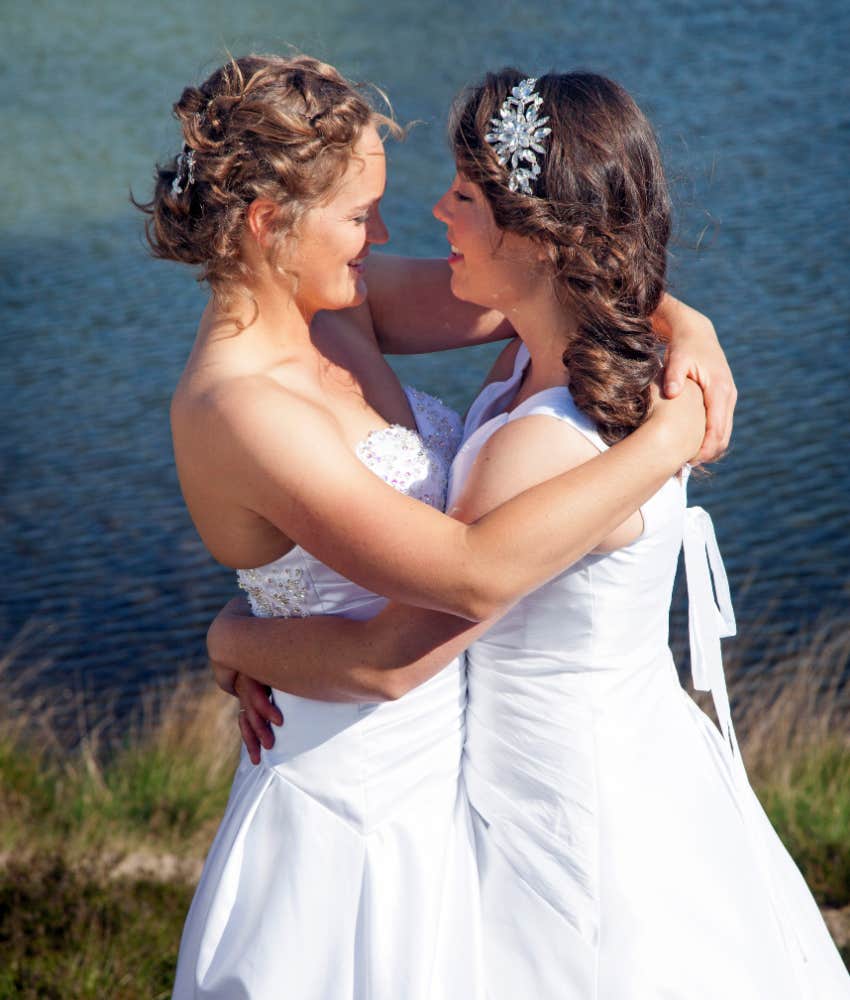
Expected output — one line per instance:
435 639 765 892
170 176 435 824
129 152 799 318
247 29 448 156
349 277 368 307
324 277 367 312
449 272 471 302
449 274 485 308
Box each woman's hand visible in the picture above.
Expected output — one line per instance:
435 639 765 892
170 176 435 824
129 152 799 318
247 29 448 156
655 295 737 464
234 672 283 766
648 376 707 464
208 596 283 765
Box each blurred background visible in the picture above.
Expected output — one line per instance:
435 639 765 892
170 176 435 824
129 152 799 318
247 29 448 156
2 0 848 725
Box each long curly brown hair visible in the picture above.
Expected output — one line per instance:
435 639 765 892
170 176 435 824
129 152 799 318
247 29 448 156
450 70 671 443
135 54 397 303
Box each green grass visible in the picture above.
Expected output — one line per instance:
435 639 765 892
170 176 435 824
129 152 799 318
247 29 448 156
733 621 850 911
0 669 238 860
0 855 192 1000
0 661 239 997
757 738 850 908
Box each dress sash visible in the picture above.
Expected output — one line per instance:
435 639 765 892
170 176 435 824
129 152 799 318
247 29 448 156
682 505 740 765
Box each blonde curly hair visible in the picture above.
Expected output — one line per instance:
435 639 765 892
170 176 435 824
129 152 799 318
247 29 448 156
136 54 398 303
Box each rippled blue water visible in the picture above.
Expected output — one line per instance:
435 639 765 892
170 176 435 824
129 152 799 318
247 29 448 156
2 0 848 714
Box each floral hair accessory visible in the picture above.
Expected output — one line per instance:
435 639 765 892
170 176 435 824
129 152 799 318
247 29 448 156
484 77 551 196
171 145 196 196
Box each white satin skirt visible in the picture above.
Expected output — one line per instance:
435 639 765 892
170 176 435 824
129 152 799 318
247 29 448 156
464 649 850 999
172 658 484 1000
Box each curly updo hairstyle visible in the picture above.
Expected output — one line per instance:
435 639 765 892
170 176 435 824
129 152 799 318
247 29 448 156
450 70 671 443
136 54 396 302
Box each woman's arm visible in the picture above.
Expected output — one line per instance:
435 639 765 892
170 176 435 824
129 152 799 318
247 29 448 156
214 598 490 762
211 598 488 702
364 254 514 354
192 376 704 623
365 260 733 460
212 382 699 742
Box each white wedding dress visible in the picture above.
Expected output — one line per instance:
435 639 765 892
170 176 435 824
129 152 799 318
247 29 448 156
173 387 485 1000
449 343 849 999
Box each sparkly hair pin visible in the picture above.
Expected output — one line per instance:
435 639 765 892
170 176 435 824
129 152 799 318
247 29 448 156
171 145 196 196
484 77 551 196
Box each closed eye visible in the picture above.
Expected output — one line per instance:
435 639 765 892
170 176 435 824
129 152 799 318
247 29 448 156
453 191 473 203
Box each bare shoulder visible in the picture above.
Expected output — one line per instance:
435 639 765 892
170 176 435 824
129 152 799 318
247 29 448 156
451 410 600 522
457 411 644 551
171 368 271 432
171 371 335 481
474 411 600 485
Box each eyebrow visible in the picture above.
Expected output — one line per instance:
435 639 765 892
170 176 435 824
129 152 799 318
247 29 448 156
348 198 380 213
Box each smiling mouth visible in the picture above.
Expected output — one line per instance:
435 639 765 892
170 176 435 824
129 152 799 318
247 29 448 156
348 254 368 270
448 243 463 263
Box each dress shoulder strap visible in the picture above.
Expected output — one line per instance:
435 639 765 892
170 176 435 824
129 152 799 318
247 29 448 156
509 386 608 454
461 340 532 443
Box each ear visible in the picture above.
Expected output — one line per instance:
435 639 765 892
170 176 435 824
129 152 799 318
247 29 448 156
246 199 281 248
534 237 550 264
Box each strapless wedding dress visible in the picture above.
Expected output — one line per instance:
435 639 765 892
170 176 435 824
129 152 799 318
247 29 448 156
173 387 484 1000
449 343 849 999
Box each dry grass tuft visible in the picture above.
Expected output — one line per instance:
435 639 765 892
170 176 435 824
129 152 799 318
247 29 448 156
732 621 850 910
0 630 240 862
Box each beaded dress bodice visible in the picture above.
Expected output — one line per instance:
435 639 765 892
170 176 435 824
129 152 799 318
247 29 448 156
236 386 462 621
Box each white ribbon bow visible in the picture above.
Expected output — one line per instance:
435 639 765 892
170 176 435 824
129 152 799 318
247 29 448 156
682 506 739 759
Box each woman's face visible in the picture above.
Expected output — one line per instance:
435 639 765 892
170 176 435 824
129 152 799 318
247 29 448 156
432 173 540 313
289 123 389 316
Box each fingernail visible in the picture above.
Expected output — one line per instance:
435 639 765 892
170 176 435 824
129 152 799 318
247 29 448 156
667 380 681 395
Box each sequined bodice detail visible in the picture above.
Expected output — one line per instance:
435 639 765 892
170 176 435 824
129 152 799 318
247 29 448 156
354 387 459 507
237 386 462 619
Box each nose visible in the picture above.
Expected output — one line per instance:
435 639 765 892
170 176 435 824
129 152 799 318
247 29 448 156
367 208 389 247
432 189 451 224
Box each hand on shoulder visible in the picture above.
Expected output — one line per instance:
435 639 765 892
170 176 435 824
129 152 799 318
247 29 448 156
658 295 736 463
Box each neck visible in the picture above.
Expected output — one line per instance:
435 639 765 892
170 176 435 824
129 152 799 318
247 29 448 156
203 274 316 356
501 285 579 398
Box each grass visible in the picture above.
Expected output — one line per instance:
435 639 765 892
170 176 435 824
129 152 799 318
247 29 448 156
734 622 850 911
0 624 239 861
0 855 192 1000
0 617 848 993
0 625 239 998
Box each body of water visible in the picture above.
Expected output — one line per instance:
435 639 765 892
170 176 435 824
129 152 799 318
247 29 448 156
1 0 848 718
